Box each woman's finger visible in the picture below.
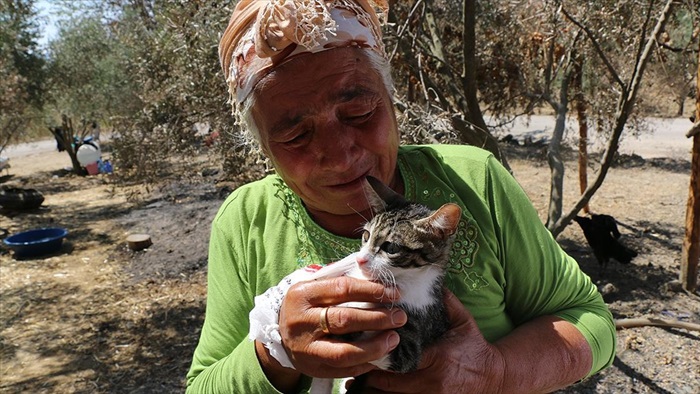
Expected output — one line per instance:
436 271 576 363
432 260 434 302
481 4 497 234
324 305 407 335
308 329 401 371
297 276 401 306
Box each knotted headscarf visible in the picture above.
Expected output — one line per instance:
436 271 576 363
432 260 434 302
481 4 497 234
219 0 389 105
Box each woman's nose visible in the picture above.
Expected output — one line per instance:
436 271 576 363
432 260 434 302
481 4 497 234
315 119 357 169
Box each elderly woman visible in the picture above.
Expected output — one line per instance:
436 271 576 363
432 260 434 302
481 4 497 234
186 1 616 393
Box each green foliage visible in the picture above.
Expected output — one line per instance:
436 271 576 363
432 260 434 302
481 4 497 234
42 1 243 182
47 15 139 122
0 0 45 153
103 1 237 182
31 0 698 186
649 6 698 116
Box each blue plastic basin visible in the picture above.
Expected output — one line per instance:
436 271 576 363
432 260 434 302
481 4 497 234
3 228 68 258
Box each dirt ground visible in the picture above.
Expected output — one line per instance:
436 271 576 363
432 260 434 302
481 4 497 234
0 139 698 393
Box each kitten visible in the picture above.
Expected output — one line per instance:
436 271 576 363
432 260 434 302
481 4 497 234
310 176 461 394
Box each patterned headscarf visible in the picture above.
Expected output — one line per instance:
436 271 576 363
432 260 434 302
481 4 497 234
219 0 388 105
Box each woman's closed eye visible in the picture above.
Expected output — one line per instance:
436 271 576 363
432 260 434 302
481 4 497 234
273 125 312 148
342 108 375 125
339 96 379 125
282 131 311 147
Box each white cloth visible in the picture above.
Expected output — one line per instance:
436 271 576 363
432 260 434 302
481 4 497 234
248 252 360 368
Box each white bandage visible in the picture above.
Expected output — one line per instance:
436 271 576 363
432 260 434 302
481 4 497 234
248 253 359 368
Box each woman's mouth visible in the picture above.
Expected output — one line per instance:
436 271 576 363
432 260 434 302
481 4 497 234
328 171 370 190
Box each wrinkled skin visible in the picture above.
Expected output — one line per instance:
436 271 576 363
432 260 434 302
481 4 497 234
250 47 593 394
251 47 401 238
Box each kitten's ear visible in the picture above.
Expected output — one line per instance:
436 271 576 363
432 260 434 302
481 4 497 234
423 203 462 238
364 176 407 212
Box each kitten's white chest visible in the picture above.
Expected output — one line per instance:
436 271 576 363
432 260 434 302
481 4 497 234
391 267 442 309
348 257 442 311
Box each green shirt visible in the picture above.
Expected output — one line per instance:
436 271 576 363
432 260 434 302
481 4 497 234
186 145 616 393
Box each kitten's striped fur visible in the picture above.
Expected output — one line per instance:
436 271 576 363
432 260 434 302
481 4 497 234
310 176 461 394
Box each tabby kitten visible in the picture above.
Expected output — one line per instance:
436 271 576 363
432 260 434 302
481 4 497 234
310 176 461 394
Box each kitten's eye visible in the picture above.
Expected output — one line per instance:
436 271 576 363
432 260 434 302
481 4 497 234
362 230 370 242
380 241 401 254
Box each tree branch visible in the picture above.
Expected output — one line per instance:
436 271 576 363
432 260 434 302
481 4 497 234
559 5 627 91
551 0 677 237
687 122 700 138
659 42 700 53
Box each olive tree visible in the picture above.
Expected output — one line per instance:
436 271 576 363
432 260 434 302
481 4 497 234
387 0 697 236
0 0 45 154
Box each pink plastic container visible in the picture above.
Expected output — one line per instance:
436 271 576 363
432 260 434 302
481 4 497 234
85 162 99 175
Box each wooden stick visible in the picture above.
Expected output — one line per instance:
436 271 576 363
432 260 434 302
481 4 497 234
615 318 700 332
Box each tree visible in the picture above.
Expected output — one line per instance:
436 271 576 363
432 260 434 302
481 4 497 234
653 7 698 117
45 6 145 120
43 10 137 174
453 0 693 236
0 0 45 154
680 46 699 292
37 1 248 181
104 0 237 181
547 0 680 236
386 0 510 170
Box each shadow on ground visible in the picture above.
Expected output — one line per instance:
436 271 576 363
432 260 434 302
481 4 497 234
0 280 204 393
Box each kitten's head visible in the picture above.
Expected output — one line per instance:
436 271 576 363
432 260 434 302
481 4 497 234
357 176 462 286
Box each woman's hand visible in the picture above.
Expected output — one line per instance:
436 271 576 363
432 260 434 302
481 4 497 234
356 289 593 393
356 290 505 393
278 276 408 379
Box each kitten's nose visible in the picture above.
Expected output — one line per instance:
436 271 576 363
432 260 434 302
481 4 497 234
356 255 369 266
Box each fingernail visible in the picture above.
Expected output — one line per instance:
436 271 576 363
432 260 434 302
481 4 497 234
391 309 407 325
387 333 400 350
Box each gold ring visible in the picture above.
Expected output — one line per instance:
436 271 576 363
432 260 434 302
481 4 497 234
319 307 331 334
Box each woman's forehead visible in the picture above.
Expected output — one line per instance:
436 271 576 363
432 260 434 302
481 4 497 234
254 48 382 101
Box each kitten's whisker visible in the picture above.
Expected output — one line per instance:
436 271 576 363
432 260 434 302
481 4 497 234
375 267 398 308
361 187 377 219
347 203 369 223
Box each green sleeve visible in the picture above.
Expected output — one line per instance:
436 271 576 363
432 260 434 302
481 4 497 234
185 197 283 394
485 156 616 377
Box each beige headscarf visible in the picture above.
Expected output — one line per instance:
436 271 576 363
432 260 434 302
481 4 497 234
219 0 388 105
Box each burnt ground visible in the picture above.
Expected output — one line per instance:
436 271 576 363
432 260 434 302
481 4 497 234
0 144 698 393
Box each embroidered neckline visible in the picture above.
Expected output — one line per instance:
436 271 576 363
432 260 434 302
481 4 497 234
275 151 416 267
273 147 477 276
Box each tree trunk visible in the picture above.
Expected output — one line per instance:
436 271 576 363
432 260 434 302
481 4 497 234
59 115 86 175
461 0 511 172
461 0 486 135
546 101 568 230
450 115 508 170
680 47 700 292
676 93 685 117
551 0 676 237
572 54 590 214
682 133 700 292
545 49 573 230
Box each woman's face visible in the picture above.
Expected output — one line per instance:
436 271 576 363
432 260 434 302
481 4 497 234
251 48 399 217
